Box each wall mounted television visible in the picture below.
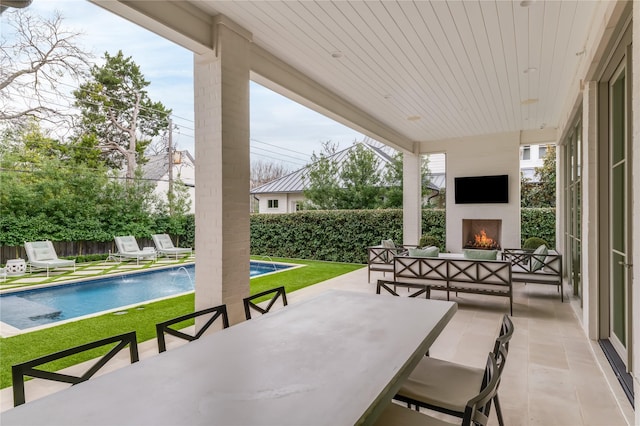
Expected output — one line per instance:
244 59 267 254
454 174 509 204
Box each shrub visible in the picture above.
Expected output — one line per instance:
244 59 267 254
523 237 548 250
419 234 442 250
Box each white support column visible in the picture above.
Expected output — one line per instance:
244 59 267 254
194 19 251 325
582 80 599 340
402 151 421 246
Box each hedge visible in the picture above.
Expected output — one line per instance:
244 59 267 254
1 208 555 265
251 208 555 264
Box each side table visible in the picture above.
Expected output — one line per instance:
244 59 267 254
6 258 27 276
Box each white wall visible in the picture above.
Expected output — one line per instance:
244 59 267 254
154 162 196 213
257 193 305 213
420 132 521 253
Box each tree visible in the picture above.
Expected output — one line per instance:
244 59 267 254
251 160 289 189
303 141 384 210
521 145 556 207
335 142 382 209
0 9 90 127
73 50 171 178
383 152 434 208
303 145 341 210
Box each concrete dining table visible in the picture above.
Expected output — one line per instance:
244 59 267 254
1 289 457 426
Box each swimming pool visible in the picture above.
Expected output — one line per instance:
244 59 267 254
0 261 294 331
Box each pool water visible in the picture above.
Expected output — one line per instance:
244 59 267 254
0 261 292 330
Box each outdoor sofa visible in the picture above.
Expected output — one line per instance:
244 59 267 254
392 251 513 315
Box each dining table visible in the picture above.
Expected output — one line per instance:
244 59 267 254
1 289 457 425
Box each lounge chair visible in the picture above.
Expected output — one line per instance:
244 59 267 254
151 234 192 259
113 236 157 265
24 241 76 277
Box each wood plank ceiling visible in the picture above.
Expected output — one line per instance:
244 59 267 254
189 1 598 143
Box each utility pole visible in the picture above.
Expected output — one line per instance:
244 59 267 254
167 118 173 215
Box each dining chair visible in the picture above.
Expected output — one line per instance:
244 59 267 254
375 352 502 426
376 279 431 298
156 304 230 353
243 286 288 320
12 331 139 406
394 314 514 426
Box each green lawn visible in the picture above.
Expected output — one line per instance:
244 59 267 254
0 258 363 389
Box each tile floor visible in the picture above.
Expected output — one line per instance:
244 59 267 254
0 267 634 425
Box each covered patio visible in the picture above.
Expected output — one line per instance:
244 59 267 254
0 267 633 424
11 0 636 422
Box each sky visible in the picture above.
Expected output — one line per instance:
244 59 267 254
12 0 367 172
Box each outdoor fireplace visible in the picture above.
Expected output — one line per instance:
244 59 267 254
462 219 502 250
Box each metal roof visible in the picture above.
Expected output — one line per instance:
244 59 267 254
251 143 439 194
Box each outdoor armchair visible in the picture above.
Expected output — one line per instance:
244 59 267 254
152 234 192 259
24 241 76 277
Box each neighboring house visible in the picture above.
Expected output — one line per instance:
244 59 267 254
142 150 196 213
520 144 548 182
251 143 439 214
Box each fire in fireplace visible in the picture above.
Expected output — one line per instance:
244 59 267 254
462 219 502 250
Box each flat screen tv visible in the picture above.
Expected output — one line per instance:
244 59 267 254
454 174 509 204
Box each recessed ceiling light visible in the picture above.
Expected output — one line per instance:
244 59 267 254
407 115 422 121
521 98 539 105
523 67 537 74
520 0 536 7
330 51 343 58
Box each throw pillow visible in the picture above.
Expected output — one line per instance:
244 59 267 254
463 249 498 261
409 246 439 258
381 239 396 249
531 245 548 272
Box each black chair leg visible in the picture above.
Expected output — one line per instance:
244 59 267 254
494 394 504 426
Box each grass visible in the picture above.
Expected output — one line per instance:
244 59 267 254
0 257 364 389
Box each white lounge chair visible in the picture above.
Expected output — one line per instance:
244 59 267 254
24 241 76 277
151 234 192 259
114 236 157 265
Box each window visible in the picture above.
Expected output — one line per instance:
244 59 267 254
521 146 531 160
268 199 279 209
539 145 547 159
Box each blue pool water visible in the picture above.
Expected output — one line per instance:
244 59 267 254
0 261 292 330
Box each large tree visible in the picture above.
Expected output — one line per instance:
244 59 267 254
73 50 171 178
0 9 90 127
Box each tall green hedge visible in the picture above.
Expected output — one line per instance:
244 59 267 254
1 208 555 264
250 209 446 264
521 208 556 248
250 208 555 263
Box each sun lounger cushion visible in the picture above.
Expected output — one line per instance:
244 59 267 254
30 242 55 261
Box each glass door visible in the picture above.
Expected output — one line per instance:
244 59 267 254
608 63 629 361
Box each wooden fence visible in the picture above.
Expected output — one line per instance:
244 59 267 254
1 238 156 265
